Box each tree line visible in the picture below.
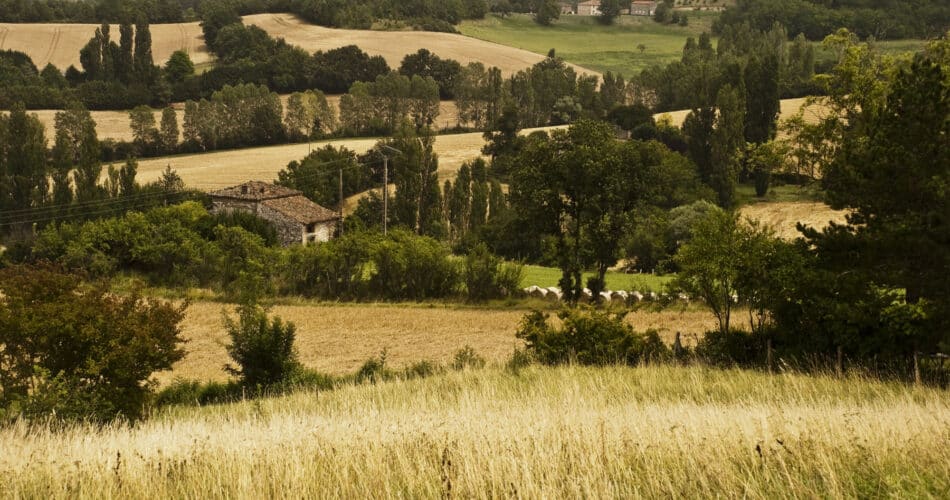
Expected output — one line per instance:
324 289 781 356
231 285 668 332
714 0 950 40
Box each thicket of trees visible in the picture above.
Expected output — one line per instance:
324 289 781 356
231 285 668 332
715 0 950 40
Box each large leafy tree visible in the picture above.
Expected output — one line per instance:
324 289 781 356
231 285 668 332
509 120 648 301
818 53 949 345
0 264 186 421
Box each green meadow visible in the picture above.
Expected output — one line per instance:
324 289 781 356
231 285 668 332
458 12 721 76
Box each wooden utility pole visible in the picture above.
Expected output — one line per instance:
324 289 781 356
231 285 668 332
382 155 388 235
338 166 344 235
373 144 401 236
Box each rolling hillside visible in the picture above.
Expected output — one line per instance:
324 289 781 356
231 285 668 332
0 21 209 70
0 13 598 77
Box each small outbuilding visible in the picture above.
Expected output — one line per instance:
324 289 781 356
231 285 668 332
209 181 340 246
630 1 658 16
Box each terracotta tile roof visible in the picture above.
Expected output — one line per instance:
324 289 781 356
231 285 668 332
209 181 300 201
262 195 340 224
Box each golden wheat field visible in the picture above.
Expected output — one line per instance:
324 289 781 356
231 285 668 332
740 201 847 240
0 13 594 76
0 21 209 70
243 13 598 77
2 365 948 498
161 301 717 384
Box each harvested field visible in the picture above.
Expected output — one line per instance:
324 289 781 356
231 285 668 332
0 13 592 77
133 126 564 191
0 21 208 70
31 97 461 143
740 201 848 240
160 301 717 383
659 97 823 131
244 13 598 77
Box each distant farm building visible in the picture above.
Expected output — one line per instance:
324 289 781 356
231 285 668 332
577 0 601 16
630 1 658 16
209 181 340 246
560 2 575 14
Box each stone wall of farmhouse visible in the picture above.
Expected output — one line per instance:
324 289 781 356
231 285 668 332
210 198 304 246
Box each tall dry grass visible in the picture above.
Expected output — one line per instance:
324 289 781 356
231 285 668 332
2 365 947 498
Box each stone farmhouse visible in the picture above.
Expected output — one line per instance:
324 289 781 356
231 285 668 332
559 2 575 15
576 0 601 16
630 1 658 16
209 181 340 246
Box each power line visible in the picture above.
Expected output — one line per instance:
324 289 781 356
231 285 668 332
1 155 387 227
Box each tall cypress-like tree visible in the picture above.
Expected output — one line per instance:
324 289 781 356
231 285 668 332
744 53 780 144
117 23 134 83
54 103 101 203
1 104 48 216
710 85 746 208
159 106 179 154
133 19 154 85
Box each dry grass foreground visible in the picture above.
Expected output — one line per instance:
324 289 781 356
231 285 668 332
162 301 717 384
0 13 595 76
2 365 948 498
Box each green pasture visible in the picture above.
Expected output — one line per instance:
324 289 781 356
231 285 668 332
520 264 671 292
458 12 720 76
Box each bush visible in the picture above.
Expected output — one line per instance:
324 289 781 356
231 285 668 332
370 231 459 300
0 264 186 422
464 243 524 301
404 360 442 379
451 345 486 370
355 350 393 383
694 328 766 368
154 379 238 407
516 309 671 366
224 303 300 388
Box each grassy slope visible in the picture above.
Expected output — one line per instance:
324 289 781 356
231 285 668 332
458 12 720 77
3 365 947 497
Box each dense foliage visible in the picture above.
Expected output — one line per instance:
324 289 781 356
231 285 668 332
516 309 669 365
715 0 950 40
0 264 186 421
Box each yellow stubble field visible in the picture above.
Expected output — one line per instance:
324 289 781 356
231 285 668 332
161 301 718 384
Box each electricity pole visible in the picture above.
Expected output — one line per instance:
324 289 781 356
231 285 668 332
374 144 402 236
382 155 388 235
338 165 344 235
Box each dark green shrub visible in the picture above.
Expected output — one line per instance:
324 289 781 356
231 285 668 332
370 231 459 300
355 350 393 383
154 379 237 407
404 360 442 379
695 328 766 367
224 303 300 388
516 309 671 366
464 243 524 301
282 232 371 299
506 348 534 373
451 345 486 370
